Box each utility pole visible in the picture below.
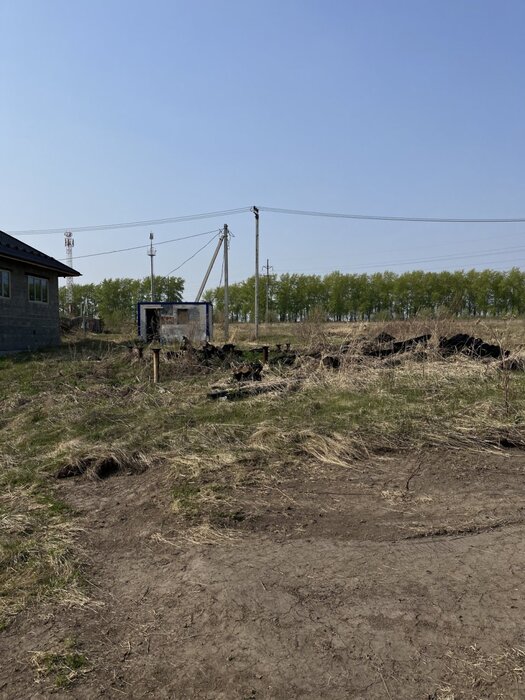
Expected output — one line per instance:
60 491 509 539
195 230 224 302
223 224 229 340
262 258 273 323
147 232 156 301
64 231 74 315
251 206 260 339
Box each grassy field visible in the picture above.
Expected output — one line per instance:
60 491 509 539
2 319 525 697
1 318 524 588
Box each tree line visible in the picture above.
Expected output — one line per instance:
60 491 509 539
203 268 525 321
60 268 525 329
59 276 184 329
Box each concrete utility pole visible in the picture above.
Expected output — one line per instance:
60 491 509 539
147 232 156 301
195 230 224 302
262 258 273 323
64 231 74 314
223 224 230 340
251 206 260 339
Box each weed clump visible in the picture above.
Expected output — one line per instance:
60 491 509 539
31 638 90 689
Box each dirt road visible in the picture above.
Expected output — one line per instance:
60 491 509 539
1 450 525 699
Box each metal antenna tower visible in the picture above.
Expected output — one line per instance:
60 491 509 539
147 231 156 301
64 230 74 314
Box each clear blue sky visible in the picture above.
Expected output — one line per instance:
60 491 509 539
1 0 524 297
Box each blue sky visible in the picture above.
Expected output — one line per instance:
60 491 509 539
1 0 524 297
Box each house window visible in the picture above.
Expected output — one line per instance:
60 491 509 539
28 275 49 303
177 309 190 324
0 270 10 298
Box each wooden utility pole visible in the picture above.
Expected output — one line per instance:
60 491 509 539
252 206 260 339
262 258 273 323
223 224 229 340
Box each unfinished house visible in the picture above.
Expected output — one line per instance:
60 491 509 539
0 230 81 353
138 302 213 344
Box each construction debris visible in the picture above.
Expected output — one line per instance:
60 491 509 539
145 332 518 389
321 355 341 369
438 333 506 359
364 333 432 357
375 331 395 343
269 352 297 367
232 361 263 382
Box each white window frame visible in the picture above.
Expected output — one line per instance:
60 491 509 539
28 275 49 303
0 270 10 299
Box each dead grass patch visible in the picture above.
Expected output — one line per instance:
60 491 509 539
440 644 525 699
0 486 88 629
55 448 153 480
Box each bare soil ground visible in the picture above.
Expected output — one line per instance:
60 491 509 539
2 448 525 699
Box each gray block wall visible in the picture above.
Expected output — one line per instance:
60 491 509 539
138 302 213 343
0 260 61 353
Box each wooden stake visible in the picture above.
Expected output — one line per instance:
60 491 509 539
152 348 160 383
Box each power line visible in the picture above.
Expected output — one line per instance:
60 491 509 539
272 242 525 274
59 229 219 262
272 229 525 265
259 206 525 224
402 257 525 271
273 257 525 274
11 203 525 237
10 207 251 236
166 233 220 276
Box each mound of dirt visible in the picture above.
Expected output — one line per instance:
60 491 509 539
439 333 506 359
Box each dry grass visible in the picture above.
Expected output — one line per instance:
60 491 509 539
0 484 89 628
57 448 155 480
156 319 525 535
440 645 525 699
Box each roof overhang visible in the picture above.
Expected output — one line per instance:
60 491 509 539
0 252 81 277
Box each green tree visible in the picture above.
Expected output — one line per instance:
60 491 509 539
59 275 184 330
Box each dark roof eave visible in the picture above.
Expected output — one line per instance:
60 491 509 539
0 229 81 277
0 251 81 277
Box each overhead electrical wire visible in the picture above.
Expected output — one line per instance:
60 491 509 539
11 207 251 236
272 243 525 274
59 229 219 262
259 206 525 224
166 232 221 276
273 259 525 274
367 256 525 271
10 204 525 237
